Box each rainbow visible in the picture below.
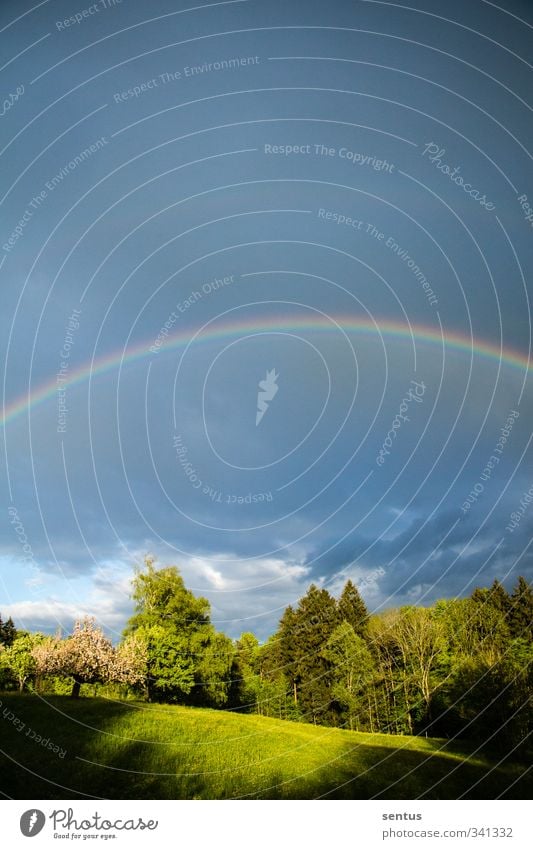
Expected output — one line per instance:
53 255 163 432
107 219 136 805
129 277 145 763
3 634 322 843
1 315 530 430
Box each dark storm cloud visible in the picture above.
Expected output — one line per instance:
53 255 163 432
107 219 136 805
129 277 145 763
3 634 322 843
1 0 532 638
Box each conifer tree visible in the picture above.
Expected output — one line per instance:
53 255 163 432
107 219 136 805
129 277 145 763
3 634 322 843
321 622 375 730
0 615 17 647
277 605 299 705
470 580 511 653
509 576 533 641
338 580 369 636
488 579 512 615
290 584 339 722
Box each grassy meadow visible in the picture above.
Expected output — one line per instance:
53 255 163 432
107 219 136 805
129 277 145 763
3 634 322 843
0 693 530 799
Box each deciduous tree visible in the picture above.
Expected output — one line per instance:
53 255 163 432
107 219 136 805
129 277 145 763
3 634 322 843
3 632 43 691
33 618 143 698
124 557 234 705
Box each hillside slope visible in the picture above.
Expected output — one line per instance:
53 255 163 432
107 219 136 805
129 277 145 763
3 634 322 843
0 695 529 799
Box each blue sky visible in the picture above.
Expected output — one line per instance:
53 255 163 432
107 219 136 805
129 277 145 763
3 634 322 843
1 0 532 641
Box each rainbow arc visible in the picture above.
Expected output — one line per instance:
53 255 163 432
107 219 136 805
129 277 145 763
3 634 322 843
1 316 530 430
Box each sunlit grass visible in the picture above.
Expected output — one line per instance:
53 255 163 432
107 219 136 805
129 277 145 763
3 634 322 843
0 694 529 799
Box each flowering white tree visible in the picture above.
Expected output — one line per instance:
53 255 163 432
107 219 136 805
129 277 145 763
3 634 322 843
33 617 147 697
111 634 148 689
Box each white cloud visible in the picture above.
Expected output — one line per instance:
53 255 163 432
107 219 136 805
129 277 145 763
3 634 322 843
1 558 135 639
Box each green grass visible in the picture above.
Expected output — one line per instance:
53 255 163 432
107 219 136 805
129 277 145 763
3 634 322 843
0 694 530 799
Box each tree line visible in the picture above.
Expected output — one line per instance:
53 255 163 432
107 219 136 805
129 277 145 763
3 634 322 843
1 559 531 753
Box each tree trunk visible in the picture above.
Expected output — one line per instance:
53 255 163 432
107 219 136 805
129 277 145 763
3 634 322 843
403 678 413 734
71 679 81 698
373 689 380 733
367 693 374 732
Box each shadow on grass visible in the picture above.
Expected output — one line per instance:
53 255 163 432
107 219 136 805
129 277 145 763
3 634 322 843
283 741 533 800
0 695 530 800
0 696 210 799
0 694 142 799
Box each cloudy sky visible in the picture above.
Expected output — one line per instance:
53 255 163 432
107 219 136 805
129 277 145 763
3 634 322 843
1 0 532 641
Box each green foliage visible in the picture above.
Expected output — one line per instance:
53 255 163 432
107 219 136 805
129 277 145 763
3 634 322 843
126 556 210 635
195 630 235 706
337 580 368 636
0 615 17 647
236 632 260 666
433 638 533 753
1 632 44 691
133 624 196 699
0 643 16 689
37 674 75 696
321 622 375 729
249 634 302 720
0 614 19 688
124 557 234 706
230 632 260 710
3 567 531 762
286 584 340 722
255 576 532 743
510 576 533 641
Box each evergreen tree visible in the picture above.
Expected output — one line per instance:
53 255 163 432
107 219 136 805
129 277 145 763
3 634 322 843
338 580 369 636
469 583 511 657
277 605 299 706
321 622 375 730
488 579 512 616
0 615 17 647
290 584 340 723
509 576 533 641
470 586 489 605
